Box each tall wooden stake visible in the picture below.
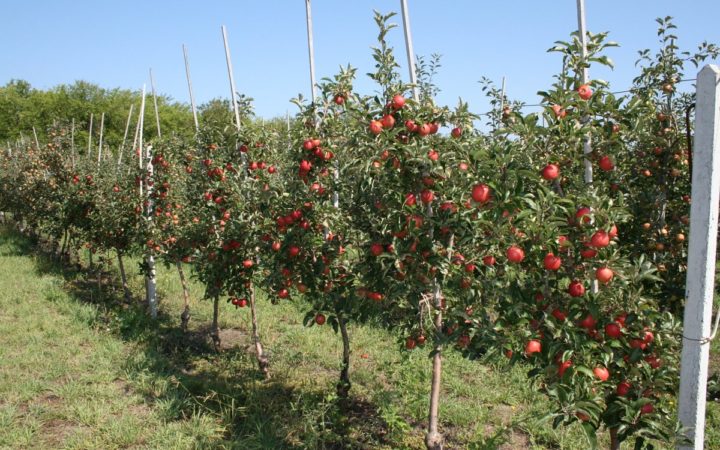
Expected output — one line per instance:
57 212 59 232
304 0 317 103
221 26 241 131
183 45 200 131
32 127 40 149
576 0 593 184
118 104 134 167
678 64 720 450
87 113 93 158
400 0 420 102
97 112 105 166
150 69 162 138
70 118 76 169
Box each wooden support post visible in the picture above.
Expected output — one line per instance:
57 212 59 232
182 45 200 131
118 104 134 167
97 112 105 166
87 113 93 158
400 0 420 102
150 69 162 138
678 64 720 450
304 0 317 104
221 26 241 131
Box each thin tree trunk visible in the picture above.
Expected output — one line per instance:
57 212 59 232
425 282 444 450
176 260 191 331
211 294 221 349
609 428 620 450
88 248 93 269
248 282 269 378
60 228 67 259
336 308 352 399
117 250 131 302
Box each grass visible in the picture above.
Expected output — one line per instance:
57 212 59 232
0 224 718 449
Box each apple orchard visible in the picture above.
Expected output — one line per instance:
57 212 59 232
1 11 718 450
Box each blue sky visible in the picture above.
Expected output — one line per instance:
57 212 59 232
1 1 718 119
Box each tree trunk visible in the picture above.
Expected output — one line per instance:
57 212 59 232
117 250 132 302
248 282 269 378
176 261 191 331
88 248 94 270
211 294 221 350
425 283 444 450
336 308 352 399
609 428 620 450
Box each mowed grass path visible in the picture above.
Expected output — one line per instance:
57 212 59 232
0 226 718 449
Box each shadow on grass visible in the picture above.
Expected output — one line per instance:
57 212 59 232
0 226 393 450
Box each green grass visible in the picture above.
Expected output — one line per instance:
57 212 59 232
0 225 718 449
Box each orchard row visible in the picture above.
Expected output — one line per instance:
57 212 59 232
1 14 715 450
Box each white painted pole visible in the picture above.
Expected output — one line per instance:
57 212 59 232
182 45 200 131
304 0 318 104
87 113 93 158
145 140 157 319
221 25 241 131
118 104 134 167
499 76 506 112
149 69 162 138
97 112 105 166
576 0 593 185
400 0 420 102
138 86 146 195
32 127 40 149
70 119 76 169
678 64 720 450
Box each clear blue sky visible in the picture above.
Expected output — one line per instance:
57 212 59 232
1 1 718 119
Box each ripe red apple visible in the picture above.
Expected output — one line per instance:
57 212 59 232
369 120 383 135
575 207 592 224
391 94 406 110
471 184 491 203
568 280 585 297
420 189 434 204
315 313 326 325
541 164 560 180
543 253 562 271
590 230 610 248
428 149 439 161
451 127 462 138
405 120 417 132
640 403 654 415
558 359 572 377
405 193 417 206
506 246 525 263
593 367 610 381
370 243 384 257
608 224 618 239
242 259 254 269
596 267 614 283
288 246 300 258
605 322 622 339
580 249 598 259
552 309 567 321
482 255 496 266
525 339 542 356
406 337 417 350
277 288 289 299
381 114 396 129
579 314 597 329
578 84 593 100
599 156 614 171
643 330 655 344
333 94 345 105
616 381 631 396
551 104 567 118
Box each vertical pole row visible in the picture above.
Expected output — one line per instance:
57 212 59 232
183 45 200 132
87 113 94 158
576 0 593 185
118 104 134 167
221 26 242 131
97 112 105 167
399 0 420 102
305 0 318 104
678 64 720 450
150 69 162 138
